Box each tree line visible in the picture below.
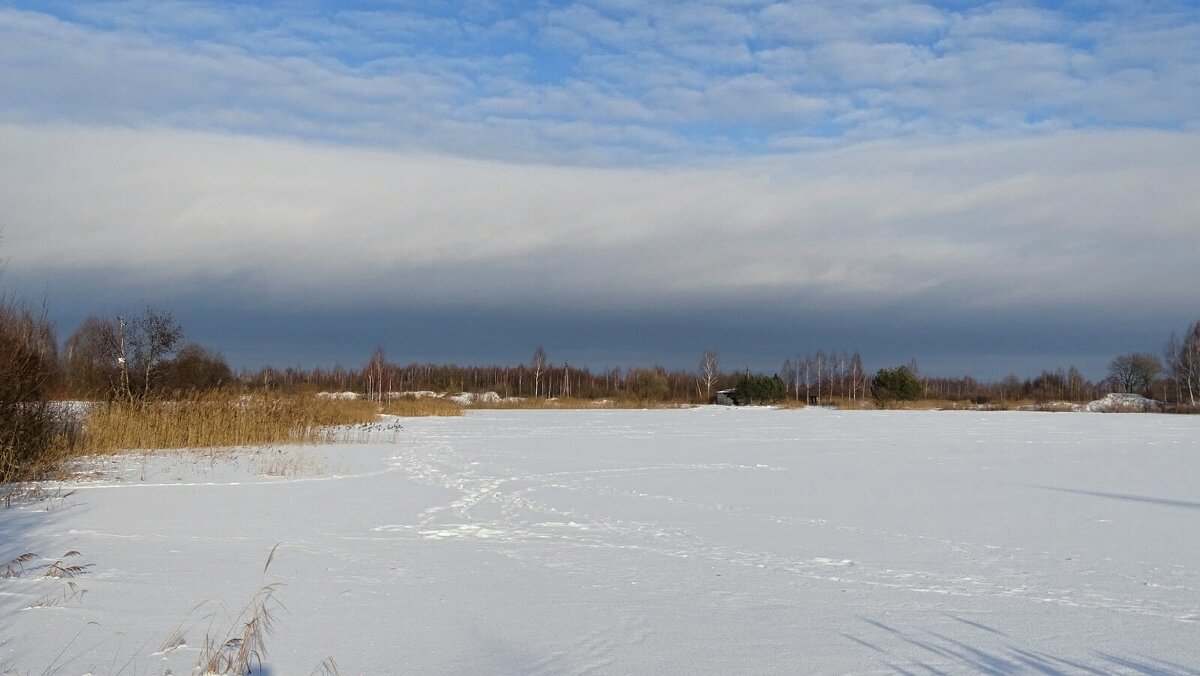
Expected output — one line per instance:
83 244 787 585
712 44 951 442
12 300 1200 410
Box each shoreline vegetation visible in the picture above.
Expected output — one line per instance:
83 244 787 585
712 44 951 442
4 390 1188 485
2 296 1198 483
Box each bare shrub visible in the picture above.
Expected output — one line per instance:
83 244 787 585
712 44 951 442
63 315 122 399
0 299 73 482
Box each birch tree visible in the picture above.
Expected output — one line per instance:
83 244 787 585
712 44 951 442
1166 321 1200 405
364 346 387 401
699 350 719 399
531 346 547 398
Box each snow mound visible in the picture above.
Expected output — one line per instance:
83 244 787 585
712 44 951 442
391 391 445 399
450 391 502 404
316 391 360 400
1085 392 1164 413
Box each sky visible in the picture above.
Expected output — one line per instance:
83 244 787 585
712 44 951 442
1 1 1198 380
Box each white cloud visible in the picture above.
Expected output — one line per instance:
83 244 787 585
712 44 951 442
757 1 948 43
4 3 1198 162
949 5 1067 40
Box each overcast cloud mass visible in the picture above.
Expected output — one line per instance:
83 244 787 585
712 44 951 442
2 1 1198 378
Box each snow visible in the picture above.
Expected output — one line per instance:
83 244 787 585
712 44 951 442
1086 392 1165 413
391 390 444 399
3 408 1199 674
450 391 503 404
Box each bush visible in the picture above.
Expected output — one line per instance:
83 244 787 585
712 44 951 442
626 368 669 402
872 366 923 403
0 300 70 482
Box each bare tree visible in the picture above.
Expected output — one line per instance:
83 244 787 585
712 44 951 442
1166 321 1200 405
1107 352 1161 396
814 351 825 402
849 352 866 400
531 346 547 399
781 358 796 401
64 315 123 398
364 346 387 402
699 350 719 399
128 306 184 400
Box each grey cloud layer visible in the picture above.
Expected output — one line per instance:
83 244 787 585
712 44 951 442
5 124 1197 318
2 2 1198 160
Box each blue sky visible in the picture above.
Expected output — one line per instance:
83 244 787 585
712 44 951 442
2 1 1199 379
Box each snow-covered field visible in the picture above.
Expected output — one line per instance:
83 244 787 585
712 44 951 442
3 408 1199 674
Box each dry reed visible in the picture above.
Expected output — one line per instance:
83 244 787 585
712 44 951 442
771 399 809 409
822 397 1034 411
1 552 35 578
194 546 282 675
381 396 464 417
466 396 692 410
76 393 381 454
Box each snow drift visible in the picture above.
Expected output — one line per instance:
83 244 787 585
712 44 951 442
1086 392 1164 412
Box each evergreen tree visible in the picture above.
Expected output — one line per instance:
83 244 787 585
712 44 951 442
872 366 923 402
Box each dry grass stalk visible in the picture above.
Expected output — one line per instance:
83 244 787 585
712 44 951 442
2 551 89 610
41 550 88 578
157 626 187 655
29 579 86 608
194 545 283 675
2 485 75 509
0 551 90 580
258 453 328 478
1 552 36 578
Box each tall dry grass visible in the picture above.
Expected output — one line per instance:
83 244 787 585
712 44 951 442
819 397 1036 411
76 393 381 454
6 387 479 479
467 396 692 410
381 397 464 417
772 399 809 409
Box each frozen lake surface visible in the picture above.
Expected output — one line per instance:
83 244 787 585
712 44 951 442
3 407 1199 674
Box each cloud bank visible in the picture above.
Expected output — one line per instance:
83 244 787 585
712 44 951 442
4 123 1197 369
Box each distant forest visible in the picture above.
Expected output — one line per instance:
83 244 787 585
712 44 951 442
41 305 1200 410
